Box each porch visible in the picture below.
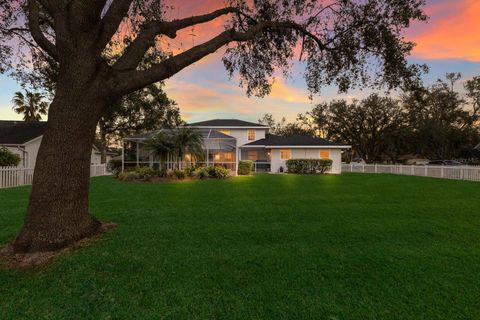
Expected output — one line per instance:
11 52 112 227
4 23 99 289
240 147 271 172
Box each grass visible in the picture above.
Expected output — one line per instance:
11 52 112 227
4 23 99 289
1 173 480 319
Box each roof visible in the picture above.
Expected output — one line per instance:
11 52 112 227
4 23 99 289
0 120 48 145
243 134 350 148
187 119 268 128
125 128 236 141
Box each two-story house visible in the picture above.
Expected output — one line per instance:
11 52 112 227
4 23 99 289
122 119 350 174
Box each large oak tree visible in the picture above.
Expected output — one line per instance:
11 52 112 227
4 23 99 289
0 0 426 253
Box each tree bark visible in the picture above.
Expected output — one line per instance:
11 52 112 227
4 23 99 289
12 84 105 253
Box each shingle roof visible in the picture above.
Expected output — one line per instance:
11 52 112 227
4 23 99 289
243 134 349 147
126 128 235 140
0 120 48 145
187 119 268 128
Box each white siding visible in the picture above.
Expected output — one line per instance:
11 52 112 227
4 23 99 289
270 148 343 174
2 136 108 168
222 129 266 146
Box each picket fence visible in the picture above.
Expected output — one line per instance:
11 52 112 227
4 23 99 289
0 164 108 189
342 164 480 182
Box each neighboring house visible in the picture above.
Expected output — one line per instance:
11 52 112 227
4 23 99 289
123 119 350 174
0 120 115 168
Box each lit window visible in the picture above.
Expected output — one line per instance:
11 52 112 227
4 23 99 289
224 152 233 161
214 153 220 161
219 129 230 135
280 149 291 160
320 149 330 159
248 129 256 140
248 151 258 161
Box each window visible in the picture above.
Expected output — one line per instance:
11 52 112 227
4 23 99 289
319 149 330 159
224 152 233 161
219 129 230 135
248 151 258 161
280 149 291 160
248 129 256 141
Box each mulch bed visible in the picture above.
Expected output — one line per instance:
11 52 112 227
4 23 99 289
0 222 116 270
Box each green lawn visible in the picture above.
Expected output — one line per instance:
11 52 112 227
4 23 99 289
1 173 480 319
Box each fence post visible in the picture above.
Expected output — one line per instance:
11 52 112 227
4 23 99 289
374 164 377 173
363 165 365 173
441 166 444 178
425 166 428 176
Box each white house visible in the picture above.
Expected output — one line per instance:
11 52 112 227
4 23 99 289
0 120 115 168
123 119 351 174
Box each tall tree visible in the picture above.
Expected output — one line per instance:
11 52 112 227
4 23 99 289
11 90 49 121
98 83 181 163
402 77 476 159
0 0 427 253
309 94 405 163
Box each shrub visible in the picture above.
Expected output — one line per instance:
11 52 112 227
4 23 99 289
195 167 209 179
212 166 230 179
0 147 21 167
286 159 333 174
117 171 139 181
174 169 186 180
185 165 196 177
136 166 157 181
108 159 122 173
206 165 217 177
238 160 253 175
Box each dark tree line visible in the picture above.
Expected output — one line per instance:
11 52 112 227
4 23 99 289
260 74 480 163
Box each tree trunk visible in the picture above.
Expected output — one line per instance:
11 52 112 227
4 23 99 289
12 87 105 253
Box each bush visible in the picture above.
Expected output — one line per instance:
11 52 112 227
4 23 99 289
286 159 333 174
0 147 21 167
238 160 253 175
212 166 230 179
195 165 230 179
108 159 122 173
174 169 186 180
136 166 157 181
117 171 139 181
195 167 209 179
185 165 196 177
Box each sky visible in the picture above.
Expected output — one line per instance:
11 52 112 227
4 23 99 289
1 0 480 123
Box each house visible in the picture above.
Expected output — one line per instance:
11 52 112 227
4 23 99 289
0 120 115 168
122 119 350 174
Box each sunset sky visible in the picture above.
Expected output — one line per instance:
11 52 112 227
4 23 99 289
1 0 479 122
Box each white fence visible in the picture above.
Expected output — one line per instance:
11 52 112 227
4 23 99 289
342 164 480 182
0 164 109 189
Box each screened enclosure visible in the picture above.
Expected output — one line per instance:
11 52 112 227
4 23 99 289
122 129 237 171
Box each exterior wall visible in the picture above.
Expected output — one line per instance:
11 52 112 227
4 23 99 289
91 150 102 165
240 148 269 161
219 128 266 146
2 136 108 168
270 148 343 174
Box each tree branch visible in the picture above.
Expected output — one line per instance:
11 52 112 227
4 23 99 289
113 7 241 71
111 20 328 96
27 0 58 60
96 0 133 51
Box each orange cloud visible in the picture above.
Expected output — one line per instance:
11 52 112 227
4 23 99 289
409 0 480 61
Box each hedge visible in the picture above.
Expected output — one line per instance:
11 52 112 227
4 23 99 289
0 147 21 167
285 158 333 174
238 160 253 175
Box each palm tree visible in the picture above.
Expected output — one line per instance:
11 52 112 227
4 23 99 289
172 127 205 169
11 90 49 121
144 131 175 172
